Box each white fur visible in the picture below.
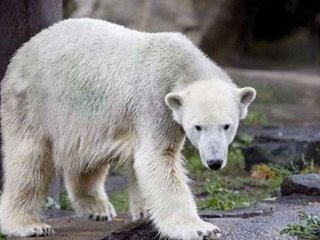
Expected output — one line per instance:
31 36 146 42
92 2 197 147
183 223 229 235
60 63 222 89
0 18 255 239
166 81 255 169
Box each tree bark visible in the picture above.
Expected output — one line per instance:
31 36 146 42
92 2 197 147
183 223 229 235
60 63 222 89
0 0 62 186
0 0 62 79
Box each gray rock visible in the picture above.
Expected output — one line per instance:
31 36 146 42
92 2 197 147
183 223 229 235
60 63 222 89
106 172 129 193
72 0 200 42
281 174 320 196
241 125 320 170
70 0 240 51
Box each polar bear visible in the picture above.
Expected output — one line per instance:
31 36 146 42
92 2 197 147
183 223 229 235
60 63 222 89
0 19 256 239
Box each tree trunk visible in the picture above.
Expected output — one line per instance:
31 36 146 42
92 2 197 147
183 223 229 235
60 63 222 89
0 0 62 186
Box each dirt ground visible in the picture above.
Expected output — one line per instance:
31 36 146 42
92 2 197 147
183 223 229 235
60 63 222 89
9 214 130 240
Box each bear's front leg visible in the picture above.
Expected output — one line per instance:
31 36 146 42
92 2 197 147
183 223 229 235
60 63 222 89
127 161 148 220
134 138 221 240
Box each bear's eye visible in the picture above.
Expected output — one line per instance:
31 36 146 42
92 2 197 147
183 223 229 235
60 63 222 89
194 125 202 131
223 124 230 130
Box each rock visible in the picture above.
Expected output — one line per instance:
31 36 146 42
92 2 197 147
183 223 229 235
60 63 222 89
72 0 200 42
281 174 320 196
198 0 246 62
227 68 320 123
70 0 242 53
241 125 320 170
106 172 128 193
243 142 298 170
101 219 159 240
67 0 320 63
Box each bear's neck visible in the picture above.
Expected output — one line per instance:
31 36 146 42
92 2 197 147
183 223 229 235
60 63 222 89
174 57 233 91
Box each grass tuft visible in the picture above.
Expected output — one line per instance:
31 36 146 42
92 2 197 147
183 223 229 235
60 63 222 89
280 212 320 240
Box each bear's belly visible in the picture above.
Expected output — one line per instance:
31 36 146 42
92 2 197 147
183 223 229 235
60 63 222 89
52 124 135 172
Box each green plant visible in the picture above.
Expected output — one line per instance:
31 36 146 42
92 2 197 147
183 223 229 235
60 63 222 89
251 163 292 190
300 159 320 174
59 190 129 213
198 179 251 211
110 190 128 213
0 233 5 240
280 212 320 240
249 163 293 200
221 133 253 176
60 193 73 211
296 157 320 174
186 153 204 178
233 133 254 148
244 111 268 125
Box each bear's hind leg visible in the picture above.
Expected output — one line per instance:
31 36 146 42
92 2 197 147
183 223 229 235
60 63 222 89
64 164 116 221
0 136 55 237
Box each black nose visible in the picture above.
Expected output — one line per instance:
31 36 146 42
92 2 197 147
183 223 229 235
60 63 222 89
207 159 223 170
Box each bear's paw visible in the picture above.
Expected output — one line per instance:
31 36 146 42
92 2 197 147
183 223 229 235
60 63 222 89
2 222 54 237
160 219 221 240
77 198 117 222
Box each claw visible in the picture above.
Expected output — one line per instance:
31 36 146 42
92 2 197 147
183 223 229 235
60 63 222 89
213 228 220 234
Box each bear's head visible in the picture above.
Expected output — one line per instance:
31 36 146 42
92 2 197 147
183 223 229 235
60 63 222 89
165 80 256 170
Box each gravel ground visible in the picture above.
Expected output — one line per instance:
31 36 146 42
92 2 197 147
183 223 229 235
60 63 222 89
208 196 320 240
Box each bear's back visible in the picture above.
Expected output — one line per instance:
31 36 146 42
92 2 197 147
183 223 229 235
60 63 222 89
1 19 227 139
3 18 199 97
1 20 202 135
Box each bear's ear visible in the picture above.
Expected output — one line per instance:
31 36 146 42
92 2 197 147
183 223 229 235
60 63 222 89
165 92 183 111
237 87 256 119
